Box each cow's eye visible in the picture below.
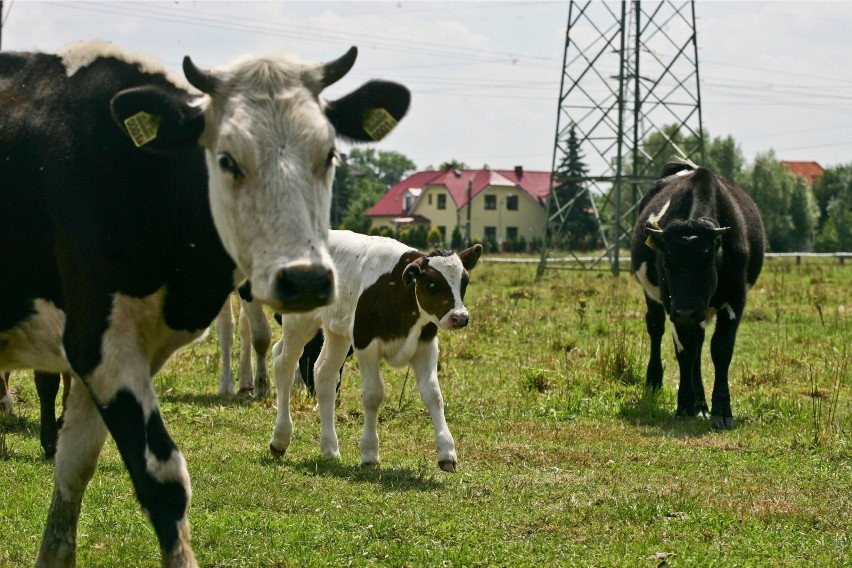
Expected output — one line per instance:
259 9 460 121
325 148 339 170
217 152 242 178
427 282 438 293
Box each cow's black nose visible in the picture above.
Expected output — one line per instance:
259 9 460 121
673 308 697 324
276 265 334 312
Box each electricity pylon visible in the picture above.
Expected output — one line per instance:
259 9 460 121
537 0 705 279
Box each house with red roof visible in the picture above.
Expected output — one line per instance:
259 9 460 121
366 166 553 246
780 161 824 187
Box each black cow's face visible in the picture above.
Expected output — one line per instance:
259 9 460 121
646 220 729 327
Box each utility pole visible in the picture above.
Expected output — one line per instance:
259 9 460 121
1 1 5 50
537 1 705 279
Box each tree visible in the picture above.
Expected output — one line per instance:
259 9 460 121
552 125 599 250
738 151 817 252
814 163 852 252
438 159 468 172
334 148 416 233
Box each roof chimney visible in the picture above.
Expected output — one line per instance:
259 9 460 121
514 165 523 178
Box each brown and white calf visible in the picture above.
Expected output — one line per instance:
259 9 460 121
270 230 482 472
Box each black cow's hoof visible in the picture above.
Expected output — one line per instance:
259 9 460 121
711 415 735 430
269 443 285 458
438 460 457 473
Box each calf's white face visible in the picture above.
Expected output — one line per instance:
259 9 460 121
193 56 339 313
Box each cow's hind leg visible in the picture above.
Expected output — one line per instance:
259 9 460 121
313 330 351 460
241 299 271 398
411 338 457 472
216 298 237 397
644 296 666 390
37 375 108 568
709 306 741 430
34 371 62 459
0 371 13 415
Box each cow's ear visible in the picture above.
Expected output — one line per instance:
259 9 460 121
110 86 205 153
644 226 665 251
402 259 422 287
459 243 483 271
325 80 411 142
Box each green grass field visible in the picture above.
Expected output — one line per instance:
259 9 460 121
1 256 849 567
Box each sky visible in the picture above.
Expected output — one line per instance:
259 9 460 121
2 0 851 175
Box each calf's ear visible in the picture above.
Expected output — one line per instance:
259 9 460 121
402 258 423 287
325 80 411 142
110 86 205 153
459 243 483 271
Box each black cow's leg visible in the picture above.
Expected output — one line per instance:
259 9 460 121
644 296 666 390
710 306 741 430
691 327 709 416
34 371 62 459
673 325 702 417
37 376 109 568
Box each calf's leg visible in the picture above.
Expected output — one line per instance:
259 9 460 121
0 371 12 415
312 330 351 460
357 346 385 466
672 324 705 417
709 307 741 429
270 315 319 456
411 338 457 472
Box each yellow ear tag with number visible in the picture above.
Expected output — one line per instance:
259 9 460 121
124 112 161 147
644 220 659 250
363 108 398 141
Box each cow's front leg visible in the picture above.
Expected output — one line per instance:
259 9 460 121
313 331 351 460
644 296 666 390
34 371 62 459
672 324 704 417
412 338 457 472
356 347 384 466
269 316 318 456
709 306 741 430
37 376 108 568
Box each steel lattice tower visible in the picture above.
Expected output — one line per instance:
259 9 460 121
537 0 705 278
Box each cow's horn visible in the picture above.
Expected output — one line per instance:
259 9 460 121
714 226 732 236
183 56 219 94
320 47 358 89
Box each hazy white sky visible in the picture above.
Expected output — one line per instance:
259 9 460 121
3 1 851 173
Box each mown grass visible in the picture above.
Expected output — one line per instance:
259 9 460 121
1 256 849 567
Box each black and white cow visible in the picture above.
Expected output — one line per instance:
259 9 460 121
0 41 409 567
631 161 765 429
270 230 482 472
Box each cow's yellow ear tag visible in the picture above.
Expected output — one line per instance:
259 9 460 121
645 219 660 250
124 112 161 147
363 108 398 141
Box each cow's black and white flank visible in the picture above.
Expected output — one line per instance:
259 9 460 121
270 230 482 472
0 41 409 567
631 161 765 429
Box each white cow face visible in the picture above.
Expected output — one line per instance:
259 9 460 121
110 47 411 313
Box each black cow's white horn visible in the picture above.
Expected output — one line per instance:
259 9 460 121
320 47 358 90
183 56 219 94
714 226 732 236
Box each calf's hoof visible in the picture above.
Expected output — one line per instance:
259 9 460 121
269 443 286 458
438 460 457 473
711 415 735 430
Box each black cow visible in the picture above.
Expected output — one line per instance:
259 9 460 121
0 41 409 567
631 161 765 429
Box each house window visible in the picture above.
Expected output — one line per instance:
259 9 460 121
506 194 518 211
429 194 433 205
484 195 496 210
506 227 518 241
437 194 446 210
484 226 497 242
